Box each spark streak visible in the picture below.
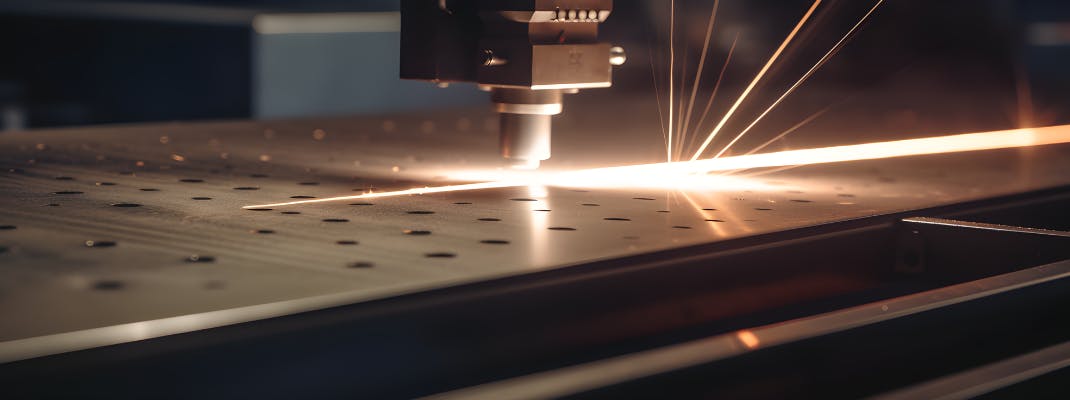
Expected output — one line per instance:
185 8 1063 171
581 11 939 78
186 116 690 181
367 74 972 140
245 125 1070 209
680 0 721 160
689 0 823 161
714 0 885 159
687 32 739 155
667 0 676 162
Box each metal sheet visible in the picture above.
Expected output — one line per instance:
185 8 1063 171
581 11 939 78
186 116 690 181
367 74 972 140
1 109 1069 359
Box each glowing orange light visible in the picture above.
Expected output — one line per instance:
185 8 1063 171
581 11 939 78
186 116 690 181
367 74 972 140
737 330 761 349
244 125 1070 209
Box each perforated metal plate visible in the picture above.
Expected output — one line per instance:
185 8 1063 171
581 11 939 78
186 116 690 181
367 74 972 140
1 108 1069 361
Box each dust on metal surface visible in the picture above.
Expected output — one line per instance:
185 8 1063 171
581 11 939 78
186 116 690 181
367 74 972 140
1 111 1069 358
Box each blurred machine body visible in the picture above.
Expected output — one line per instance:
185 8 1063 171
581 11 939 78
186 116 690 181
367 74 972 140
400 0 623 168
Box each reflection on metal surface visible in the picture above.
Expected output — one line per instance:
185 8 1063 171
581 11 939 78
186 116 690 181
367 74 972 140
425 260 1070 400
1 112 1069 361
870 340 1070 400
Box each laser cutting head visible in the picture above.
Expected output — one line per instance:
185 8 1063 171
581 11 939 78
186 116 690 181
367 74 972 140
400 0 624 169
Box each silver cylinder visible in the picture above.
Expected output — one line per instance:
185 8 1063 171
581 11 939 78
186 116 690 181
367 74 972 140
492 88 563 169
500 113 552 168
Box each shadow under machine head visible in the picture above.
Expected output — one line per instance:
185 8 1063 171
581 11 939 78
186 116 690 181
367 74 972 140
400 0 624 169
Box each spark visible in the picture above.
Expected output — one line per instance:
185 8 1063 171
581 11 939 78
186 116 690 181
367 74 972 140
667 0 676 162
715 105 833 177
675 44 689 161
244 125 1070 209
743 104 833 156
649 45 669 155
690 0 823 161
680 0 721 161
714 0 885 159
687 32 740 155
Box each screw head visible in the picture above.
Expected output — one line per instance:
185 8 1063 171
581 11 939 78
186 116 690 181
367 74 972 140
610 46 627 66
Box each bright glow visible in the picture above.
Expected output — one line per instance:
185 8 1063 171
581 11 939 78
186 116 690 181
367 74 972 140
244 181 521 208
689 0 823 161
737 330 761 349
244 125 1070 209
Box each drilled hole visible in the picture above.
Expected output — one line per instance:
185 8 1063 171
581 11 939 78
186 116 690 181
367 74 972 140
186 255 216 263
404 229 432 235
92 280 124 290
425 252 456 258
45 203 60 207
672 226 692 229
192 197 213 201
253 229 276 234
548 227 576 231
604 217 631 221
85 240 117 248
336 240 359 245
298 182 320 186
407 210 435 215
54 176 74 181
633 197 655 201
755 207 773 211
179 178 204 183
534 209 551 212
234 187 259 191
280 211 301 215
0 225 15 230
581 203 600 207
139 188 160 192
52 191 83 195
349 202 374 206
480 239 510 245
656 210 670 213
290 195 316 199
706 219 725 222
95 182 116 186
322 218 349 223
453 202 472 205
0 246 7 253
348 261 375 268
510 198 537 202
110 203 142 208
702 208 717 211
478 218 501 222
790 199 813 203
